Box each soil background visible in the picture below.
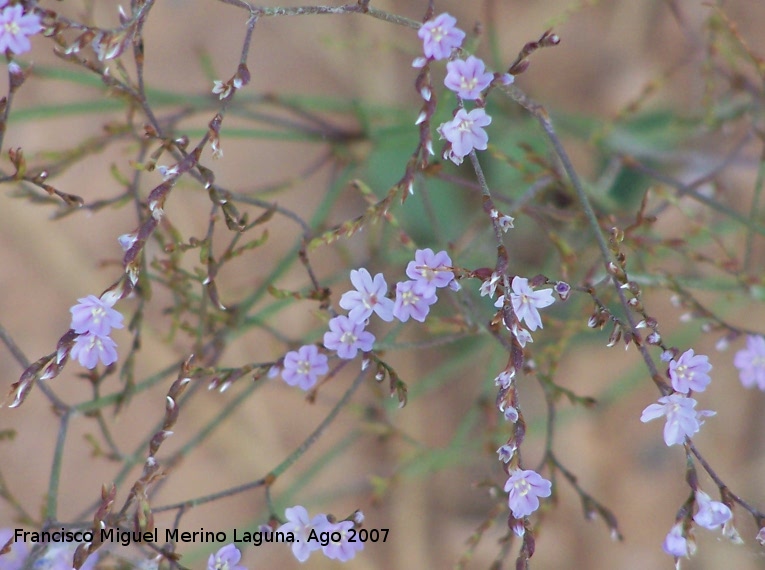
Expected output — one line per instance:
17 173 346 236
1 1 765 569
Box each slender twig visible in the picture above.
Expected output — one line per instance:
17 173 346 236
154 367 367 513
45 409 72 522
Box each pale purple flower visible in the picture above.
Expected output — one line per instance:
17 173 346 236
405 248 455 293
693 490 732 530
71 332 119 369
733 335 765 390
437 108 492 165
276 506 325 563
339 268 395 322
70 294 124 336
508 277 555 332
392 280 438 323
444 56 494 99
281 344 329 391
418 13 465 60
504 469 552 518
669 349 712 393
319 518 364 562
323 315 375 359
640 394 715 446
662 523 688 558
0 4 41 56
207 544 246 570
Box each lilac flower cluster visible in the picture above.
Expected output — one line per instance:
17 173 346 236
0 1 41 56
640 348 715 447
325 248 456 357
415 13 514 166
636 348 737 559
277 250 456 392
0 528 99 570
69 292 124 369
480 274 556 521
494 374 551 522
277 505 364 563
661 489 733 559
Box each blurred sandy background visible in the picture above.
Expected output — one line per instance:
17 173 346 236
1 1 765 569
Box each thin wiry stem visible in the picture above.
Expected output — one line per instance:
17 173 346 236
154 367 366 513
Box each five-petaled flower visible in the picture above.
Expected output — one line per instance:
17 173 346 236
693 490 732 530
495 276 555 332
277 506 325 563
70 294 124 337
323 315 375 359
392 280 438 323
0 2 41 56
733 335 765 391
669 348 712 393
418 12 465 60
317 517 365 562
437 108 492 165
640 393 715 446
281 344 329 391
504 469 552 518
405 248 455 294
207 543 247 570
339 268 395 323
444 56 494 100
70 332 119 370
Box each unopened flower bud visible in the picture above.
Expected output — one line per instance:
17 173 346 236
555 281 571 301
606 324 622 348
